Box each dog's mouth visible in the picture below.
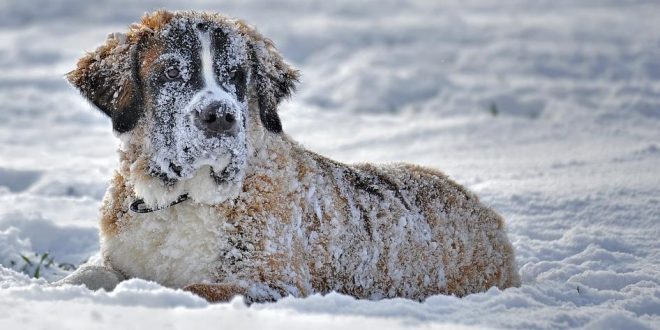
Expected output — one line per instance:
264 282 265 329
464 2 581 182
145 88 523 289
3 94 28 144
151 162 233 185
136 158 244 209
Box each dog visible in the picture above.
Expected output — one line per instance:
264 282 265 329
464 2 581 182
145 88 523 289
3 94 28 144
57 10 520 303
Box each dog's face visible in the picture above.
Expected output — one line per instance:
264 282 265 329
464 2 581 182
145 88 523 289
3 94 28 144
139 20 250 187
68 11 298 206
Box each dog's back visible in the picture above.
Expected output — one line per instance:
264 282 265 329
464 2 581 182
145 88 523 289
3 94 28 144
280 146 520 299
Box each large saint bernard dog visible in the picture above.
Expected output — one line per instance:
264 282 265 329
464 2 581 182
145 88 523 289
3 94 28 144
57 10 520 302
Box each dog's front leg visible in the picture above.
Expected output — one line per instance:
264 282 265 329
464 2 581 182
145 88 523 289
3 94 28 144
183 283 246 303
52 264 126 291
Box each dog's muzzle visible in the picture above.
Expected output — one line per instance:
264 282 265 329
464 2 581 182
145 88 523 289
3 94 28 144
192 101 238 137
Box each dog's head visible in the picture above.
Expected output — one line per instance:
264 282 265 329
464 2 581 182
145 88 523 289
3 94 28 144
68 11 298 207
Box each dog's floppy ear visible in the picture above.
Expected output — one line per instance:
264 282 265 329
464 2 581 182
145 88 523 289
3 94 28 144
67 33 144 133
249 39 299 133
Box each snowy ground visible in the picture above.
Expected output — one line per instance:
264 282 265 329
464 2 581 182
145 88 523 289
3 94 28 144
1 0 659 328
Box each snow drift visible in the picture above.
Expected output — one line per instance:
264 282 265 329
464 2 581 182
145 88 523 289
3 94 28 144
0 0 658 329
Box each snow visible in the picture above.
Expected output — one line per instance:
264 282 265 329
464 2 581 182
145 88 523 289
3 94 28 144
0 0 658 329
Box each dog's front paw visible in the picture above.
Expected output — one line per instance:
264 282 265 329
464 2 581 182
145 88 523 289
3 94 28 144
183 283 246 303
52 264 126 291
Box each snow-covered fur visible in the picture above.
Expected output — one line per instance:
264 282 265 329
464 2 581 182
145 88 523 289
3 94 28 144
65 10 520 302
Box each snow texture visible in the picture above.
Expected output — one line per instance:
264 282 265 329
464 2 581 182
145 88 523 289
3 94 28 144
0 0 659 329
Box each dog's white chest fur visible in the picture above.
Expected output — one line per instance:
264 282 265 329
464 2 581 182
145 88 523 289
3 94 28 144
102 201 228 288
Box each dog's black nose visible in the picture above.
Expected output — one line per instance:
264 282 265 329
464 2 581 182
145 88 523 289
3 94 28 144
194 102 237 136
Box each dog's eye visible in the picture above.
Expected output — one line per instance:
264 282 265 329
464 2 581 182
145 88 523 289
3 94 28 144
165 67 180 80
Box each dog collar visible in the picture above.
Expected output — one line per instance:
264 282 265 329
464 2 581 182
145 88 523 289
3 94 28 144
130 194 189 213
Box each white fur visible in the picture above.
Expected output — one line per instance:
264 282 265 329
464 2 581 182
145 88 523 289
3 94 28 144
199 30 217 92
187 29 240 112
102 199 230 288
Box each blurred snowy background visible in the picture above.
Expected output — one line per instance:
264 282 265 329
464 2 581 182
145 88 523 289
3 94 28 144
0 0 659 329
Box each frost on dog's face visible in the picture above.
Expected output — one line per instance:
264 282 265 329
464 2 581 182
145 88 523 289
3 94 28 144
126 19 251 206
67 11 299 206
139 20 249 187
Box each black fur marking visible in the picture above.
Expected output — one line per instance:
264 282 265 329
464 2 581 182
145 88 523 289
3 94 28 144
212 28 229 86
313 157 375 240
258 100 283 133
231 67 247 102
148 167 178 186
111 39 145 133
210 165 236 184
250 48 282 133
84 70 114 118
271 69 298 103
357 203 374 239
344 169 384 199
196 22 208 32
212 28 248 102
366 167 413 211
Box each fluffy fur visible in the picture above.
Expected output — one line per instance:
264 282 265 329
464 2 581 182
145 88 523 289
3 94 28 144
64 10 520 303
